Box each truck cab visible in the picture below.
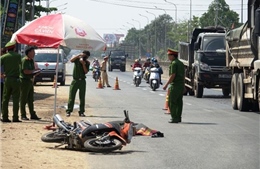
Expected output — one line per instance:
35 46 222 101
179 27 232 98
108 50 127 72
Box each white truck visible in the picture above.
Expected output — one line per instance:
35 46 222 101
225 0 260 111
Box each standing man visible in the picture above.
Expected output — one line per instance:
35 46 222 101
20 46 41 120
1 42 22 122
1 48 7 111
163 48 185 123
100 56 111 87
66 50 90 117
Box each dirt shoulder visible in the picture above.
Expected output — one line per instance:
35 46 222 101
0 83 89 169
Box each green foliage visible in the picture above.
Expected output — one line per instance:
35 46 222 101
124 0 240 61
199 0 239 29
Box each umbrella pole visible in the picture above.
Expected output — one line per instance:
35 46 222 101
53 47 60 116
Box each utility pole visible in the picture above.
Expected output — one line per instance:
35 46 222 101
241 0 243 23
146 11 157 57
215 0 219 26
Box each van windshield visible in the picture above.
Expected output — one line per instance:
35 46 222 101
34 53 62 62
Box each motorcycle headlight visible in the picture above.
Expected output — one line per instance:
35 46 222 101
199 62 211 71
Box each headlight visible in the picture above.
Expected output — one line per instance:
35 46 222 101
199 62 211 71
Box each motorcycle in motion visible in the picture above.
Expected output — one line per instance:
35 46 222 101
143 66 150 83
41 110 135 152
132 67 142 87
92 66 101 82
149 67 160 91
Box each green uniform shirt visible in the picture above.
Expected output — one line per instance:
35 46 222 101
169 58 184 85
73 59 90 79
1 51 21 77
20 56 35 80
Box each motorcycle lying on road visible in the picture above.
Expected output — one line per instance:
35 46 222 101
92 66 101 82
132 67 142 87
41 110 135 152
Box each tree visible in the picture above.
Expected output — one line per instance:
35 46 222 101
199 0 239 29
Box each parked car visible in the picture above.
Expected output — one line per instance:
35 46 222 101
34 48 66 86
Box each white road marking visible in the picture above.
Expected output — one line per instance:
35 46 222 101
159 94 165 97
185 103 192 106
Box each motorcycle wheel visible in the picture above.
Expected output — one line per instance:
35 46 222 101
41 131 65 143
84 137 123 152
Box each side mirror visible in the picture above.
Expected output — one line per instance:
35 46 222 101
255 8 260 35
194 42 199 50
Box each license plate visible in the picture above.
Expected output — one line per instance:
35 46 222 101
42 78 51 80
218 74 231 78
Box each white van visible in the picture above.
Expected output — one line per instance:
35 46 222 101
34 48 66 85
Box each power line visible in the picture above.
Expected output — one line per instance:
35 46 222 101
89 0 246 12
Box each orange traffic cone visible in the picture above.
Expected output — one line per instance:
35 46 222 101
113 77 120 90
96 77 103 89
52 75 58 88
162 89 169 110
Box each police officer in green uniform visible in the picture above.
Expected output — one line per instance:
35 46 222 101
20 46 41 120
163 48 185 123
1 42 22 122
66 50 90 117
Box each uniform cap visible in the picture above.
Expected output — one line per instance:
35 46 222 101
5 41 16 49
167 48 178 56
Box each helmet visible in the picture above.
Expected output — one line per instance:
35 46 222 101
135 59 138 63
146 58 151 61
154 59 157 63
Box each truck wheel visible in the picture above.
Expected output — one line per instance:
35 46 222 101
194 81 203 98
108 66 112 72
189 90 195 96
237 73 249 111
60 79 65 86
120 67 126 72
183 87 188 95
222 88 230 97
231 73 238 110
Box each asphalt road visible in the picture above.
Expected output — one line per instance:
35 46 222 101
66 63 259 169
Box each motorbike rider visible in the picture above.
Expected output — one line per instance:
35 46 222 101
91 58 100 77
151 59 163 85
143 58 151 82
132 59 142 71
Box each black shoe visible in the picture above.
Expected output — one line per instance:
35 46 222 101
12 119 22 122
21 116 29 120
160 82 163 85
168 119 179 123
79 113 86 117
31 115 41 120
66 112 71 117
107 85 111 87
1 119 11 123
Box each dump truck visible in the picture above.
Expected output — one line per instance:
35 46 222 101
225 0 260 111
179 26 232 98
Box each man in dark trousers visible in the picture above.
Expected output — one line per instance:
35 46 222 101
163 48 185 123
66 50 90 117
1 41 22 122
20 46 41 120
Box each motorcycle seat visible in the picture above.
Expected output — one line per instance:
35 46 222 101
81 122 121 137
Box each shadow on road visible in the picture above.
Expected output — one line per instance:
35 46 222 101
202 95 231 99
34 92 53 100
180 122 217 125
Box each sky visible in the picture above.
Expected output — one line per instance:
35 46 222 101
40 0 247 39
